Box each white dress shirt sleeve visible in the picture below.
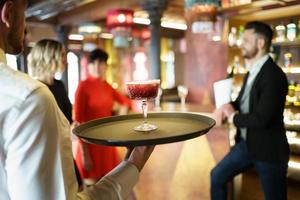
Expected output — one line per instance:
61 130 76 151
77 161 139 200
3 86 139 200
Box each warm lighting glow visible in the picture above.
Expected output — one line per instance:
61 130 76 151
107 9 134 48
78 23 101 34
276 25 285 31
68 44 82 50
288 161 300 169
185 4 217 24
133 17 187 30
117 14 126 23
133 17 151 25
141 28 151 40
287 137 300 145
161 21 188 30
282 67 300 74
6 54 17 70
133 52 149 81
68 34 84 41
192 21 213 33
112 82 119 89
107 9 134 30
27 42 36 47
187 4 217 15
185 1 218 34
100 33 113 39
67 52 79 104
212 35 221 41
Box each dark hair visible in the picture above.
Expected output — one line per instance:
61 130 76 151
245 21 273 52
88 48 109 64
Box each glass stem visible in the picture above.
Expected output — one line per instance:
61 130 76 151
142 99 148 126
181 97 186 106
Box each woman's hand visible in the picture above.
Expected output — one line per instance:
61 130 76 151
118 105 128 115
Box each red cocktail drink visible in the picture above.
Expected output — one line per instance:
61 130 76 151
126 79 160 132
126 80 160 100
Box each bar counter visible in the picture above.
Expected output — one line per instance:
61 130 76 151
120 102 231 200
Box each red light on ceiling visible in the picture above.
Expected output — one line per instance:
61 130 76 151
107 9 134 30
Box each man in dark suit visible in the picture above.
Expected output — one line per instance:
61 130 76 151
211 21 289 200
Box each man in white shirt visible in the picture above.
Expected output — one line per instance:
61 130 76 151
0 0 154 199
211 21 289 200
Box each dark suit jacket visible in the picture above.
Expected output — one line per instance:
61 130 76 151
231 57 290 162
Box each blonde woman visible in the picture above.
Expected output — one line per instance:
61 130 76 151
28 39 82 187
27 39 73 123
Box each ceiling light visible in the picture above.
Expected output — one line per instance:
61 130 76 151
133 17 151 25
68 34 84 41
161 21 187 30
78 23 101 34
107 9 134 48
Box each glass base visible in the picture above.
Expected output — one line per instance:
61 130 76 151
134 123 157 132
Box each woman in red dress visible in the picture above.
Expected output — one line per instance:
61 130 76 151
74 49 131 185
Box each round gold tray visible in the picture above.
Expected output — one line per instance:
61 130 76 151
73 112 215 146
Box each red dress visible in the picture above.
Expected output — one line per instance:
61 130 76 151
74 77 130 179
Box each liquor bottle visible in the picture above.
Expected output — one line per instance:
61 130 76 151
228 27 237 47
287 20 296 41
284 51 292 68
236 25 244 46
294 83 300 106
227 56 241 79
286 80 296 106
275 23 286 42
297 19 300 40
227 65 235 79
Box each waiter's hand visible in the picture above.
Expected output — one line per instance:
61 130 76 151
125 146 155 172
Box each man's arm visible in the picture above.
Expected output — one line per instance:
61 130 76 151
78 146 154 200
5 86 154 200
111 85 131 108
77 161 138 200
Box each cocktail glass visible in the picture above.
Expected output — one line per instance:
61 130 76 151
126 79 160 132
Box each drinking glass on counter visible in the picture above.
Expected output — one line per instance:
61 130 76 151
177 85 188 106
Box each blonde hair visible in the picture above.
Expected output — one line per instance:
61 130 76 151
28 39 64 82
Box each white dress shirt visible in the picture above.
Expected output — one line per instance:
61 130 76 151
0 48 139 200
239 54 269 140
